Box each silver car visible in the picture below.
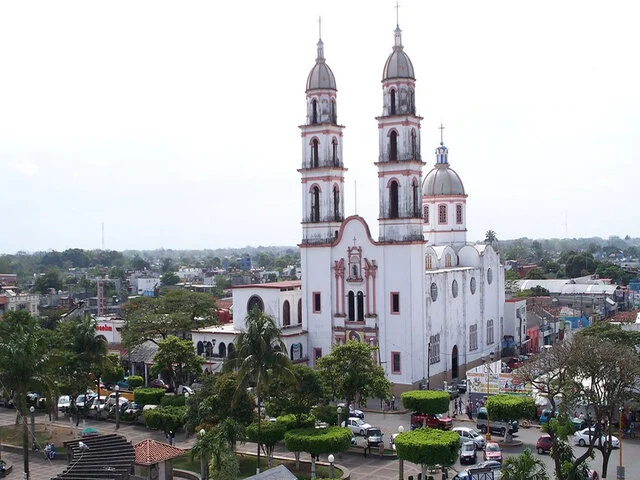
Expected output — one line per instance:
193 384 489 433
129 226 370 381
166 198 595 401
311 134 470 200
453 426 486 450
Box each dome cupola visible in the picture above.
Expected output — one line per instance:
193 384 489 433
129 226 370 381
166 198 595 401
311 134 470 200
422 142 466 196
306 39 337 91
382 26 415 80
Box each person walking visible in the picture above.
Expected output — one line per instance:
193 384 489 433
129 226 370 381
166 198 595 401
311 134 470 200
391 394 396 411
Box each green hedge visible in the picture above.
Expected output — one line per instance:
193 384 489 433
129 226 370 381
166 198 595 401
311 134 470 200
143 406 188 432
394 428 459 466
486 394 536 421
127 376 144 389
161 395 186 407
276 413 316 430
284 426 352 456
134 388 165 406
401 390 449 414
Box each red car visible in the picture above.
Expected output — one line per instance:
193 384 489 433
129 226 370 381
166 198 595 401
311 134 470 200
483 442 503 463
150 379 169 390
536 434 553 454
505 357 523 370
410 412 453 430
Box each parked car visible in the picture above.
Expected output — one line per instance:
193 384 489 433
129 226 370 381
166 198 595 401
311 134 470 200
190 382 203 392
176 385 193 396
476 407 519 436
57 395 71 413
536 434 553 454
505 357 523 370
453 461 502 480
460 441 477 464
337 402 365 419
342 417 372 436
150 378 169 390
87 396 108 419
573 428 619 448
457 380 468 394
411 412 453 430
483 442 503 463
447 385 460 399
539 409 556 424
365 427 384 447
75 393 97 410
453 427 486 450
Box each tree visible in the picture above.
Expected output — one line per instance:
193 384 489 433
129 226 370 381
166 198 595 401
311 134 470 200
0 311 52 479
161 272 180 286
33 267 62 294
284 426 352 477
394 428 459 479
501 448 549 480
565 253 596 278
316 341 390 405
525 268 546 280
485 394 536 442
505 270 521 281
485 230 498 245
265 365 324 420
151 335 204 390
223 308 292 474
122 290 217 350
246 421 286 468
130 255 151 271
401 390 450 415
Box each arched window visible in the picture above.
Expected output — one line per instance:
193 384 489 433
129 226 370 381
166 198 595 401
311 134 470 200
357 292 364 321
283 300 291 326
423 205 429 224
219 342 226 358
487 319 495 345
390 89 396 115
389 181 399 218
331 100 337 123
445 253 452 268
311 186 320 222
456 204 463 224
247 295 264 312
333 185 340 221
311 139 319 168
196 341 204 356
228 343 235 357
297 299 302 324
412 179 420 217
409 88 415 114
411 129 417 159
312 99 318 124
425 255 432 270
438 204 447 224
389 131 398 161
347 291 355 321
332 138 338 166
205 341 213 357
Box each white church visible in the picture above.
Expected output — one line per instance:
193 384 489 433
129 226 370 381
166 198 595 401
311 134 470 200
193 24 505 393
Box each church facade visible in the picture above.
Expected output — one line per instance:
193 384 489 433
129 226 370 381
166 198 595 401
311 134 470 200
194 24 504 391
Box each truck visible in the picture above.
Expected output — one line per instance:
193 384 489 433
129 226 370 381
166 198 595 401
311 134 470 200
410 412 453 430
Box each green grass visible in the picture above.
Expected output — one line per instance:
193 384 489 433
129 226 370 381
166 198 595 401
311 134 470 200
173 452 343 479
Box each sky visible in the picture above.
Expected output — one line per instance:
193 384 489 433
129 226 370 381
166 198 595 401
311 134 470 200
1 0 639 253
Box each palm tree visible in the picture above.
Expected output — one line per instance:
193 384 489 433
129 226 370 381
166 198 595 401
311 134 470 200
485 229 498 245
224 308 292 474
501 448 549 480
0 311 52 480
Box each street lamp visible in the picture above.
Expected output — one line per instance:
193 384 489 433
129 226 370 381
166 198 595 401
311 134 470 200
398 425 404 480
328 454 335 479
115 385 120 430
481 351 495 441
30 406 36 451
337 406 342 427
199 428 207 480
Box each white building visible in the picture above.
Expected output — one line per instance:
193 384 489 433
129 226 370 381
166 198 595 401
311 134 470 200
194 24 505 393
0 290 40 317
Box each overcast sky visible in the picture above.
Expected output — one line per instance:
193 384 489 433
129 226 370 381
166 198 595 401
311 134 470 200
1 0 639 253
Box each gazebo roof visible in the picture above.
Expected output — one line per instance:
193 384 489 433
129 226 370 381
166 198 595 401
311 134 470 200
134 439 185 466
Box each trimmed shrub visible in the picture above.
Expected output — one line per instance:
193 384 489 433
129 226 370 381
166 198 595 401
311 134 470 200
394 428 459 466
246 421 287 451
161 395 186 407
486 394 536 421
276 413 316 430
134 388 165 406
127 375 144 389
143 405 188 432
401 390 449 414
284 426 352 456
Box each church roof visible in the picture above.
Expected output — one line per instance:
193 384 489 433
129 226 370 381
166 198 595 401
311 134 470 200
422 163 465 196
306 39 337 91
382 26 415 80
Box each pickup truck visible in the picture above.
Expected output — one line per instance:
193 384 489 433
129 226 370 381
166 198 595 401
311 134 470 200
411 412 453 430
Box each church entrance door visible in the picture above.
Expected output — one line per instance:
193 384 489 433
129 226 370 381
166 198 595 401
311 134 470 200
451 345 459 379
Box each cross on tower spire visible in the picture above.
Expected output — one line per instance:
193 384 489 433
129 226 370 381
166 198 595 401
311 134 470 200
395 1 401 27
318 16 322 40
439 122 445 145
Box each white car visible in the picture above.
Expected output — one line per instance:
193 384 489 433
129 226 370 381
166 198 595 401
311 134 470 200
453 426 486 450
573 427 619 448
342 417 372 436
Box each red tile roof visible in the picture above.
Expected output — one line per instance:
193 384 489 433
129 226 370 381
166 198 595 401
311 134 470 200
216 299 233 310
134 439 185 466
607 310 640 322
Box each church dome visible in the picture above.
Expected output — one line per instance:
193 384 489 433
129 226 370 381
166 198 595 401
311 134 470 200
382 26 415 81
306 39 337 91
422 143 465 195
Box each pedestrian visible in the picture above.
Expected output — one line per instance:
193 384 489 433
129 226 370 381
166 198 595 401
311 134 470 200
466 403 473 420
454 398 459 414
391 394 396 411
458 399 463 415
167 430 174 446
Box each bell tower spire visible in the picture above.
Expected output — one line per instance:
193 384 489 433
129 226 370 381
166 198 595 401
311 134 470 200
299 29 346 245
375 22 424 243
